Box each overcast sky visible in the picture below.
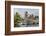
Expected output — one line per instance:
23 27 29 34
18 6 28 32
14 8 39 18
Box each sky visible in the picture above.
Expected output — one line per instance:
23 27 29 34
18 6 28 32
14 8 39 18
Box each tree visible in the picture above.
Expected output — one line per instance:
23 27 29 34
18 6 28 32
25 11 28 18
35 16 39 19
14 12 22 27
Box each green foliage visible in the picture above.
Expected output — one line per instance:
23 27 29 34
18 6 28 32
14 12 22 25
35 16 39 19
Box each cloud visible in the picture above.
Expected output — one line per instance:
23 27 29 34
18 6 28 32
14 8 39 17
